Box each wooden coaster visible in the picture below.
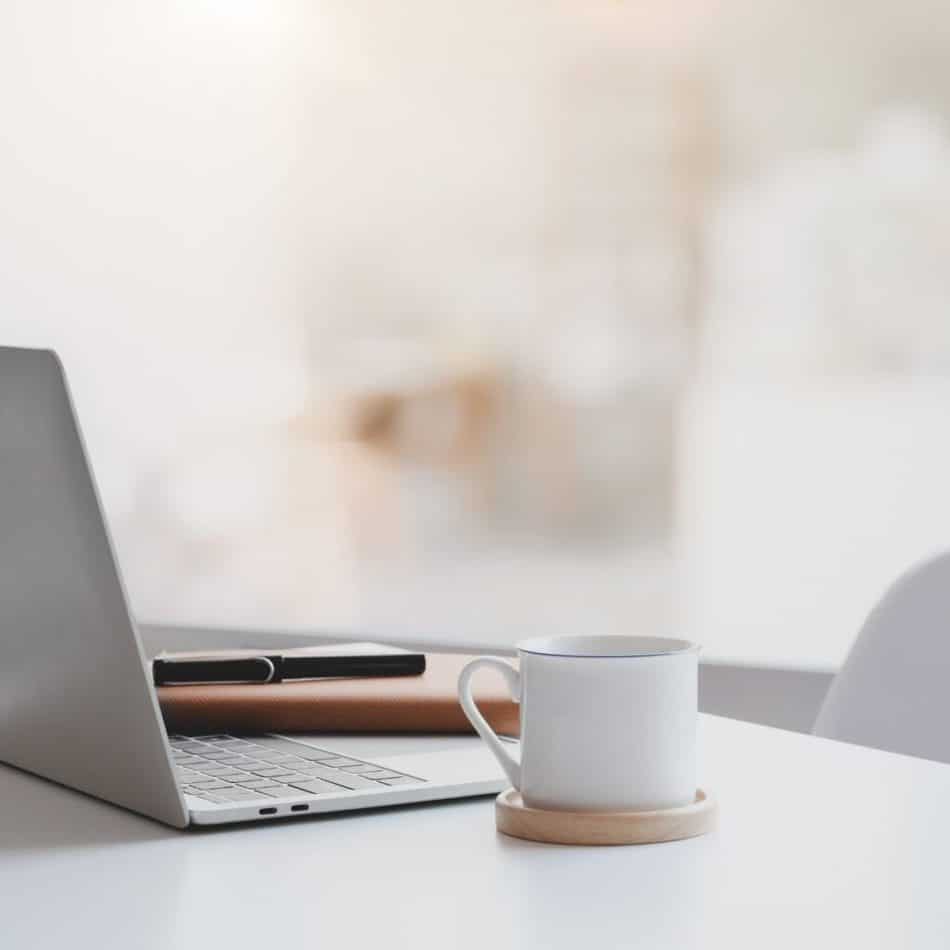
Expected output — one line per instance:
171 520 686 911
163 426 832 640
495 788 716 846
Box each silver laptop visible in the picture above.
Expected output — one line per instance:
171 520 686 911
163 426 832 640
0 346 507 827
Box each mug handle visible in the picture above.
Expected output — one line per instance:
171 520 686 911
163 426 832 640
458 657 522 790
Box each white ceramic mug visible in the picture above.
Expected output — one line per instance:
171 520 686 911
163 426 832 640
458 635 699 812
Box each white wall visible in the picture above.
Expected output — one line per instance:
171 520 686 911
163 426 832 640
8 1 945 671
0 2 353 627
0 1 695 634
0 1 309 488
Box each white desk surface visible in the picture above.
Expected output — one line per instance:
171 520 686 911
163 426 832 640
3 714 949 949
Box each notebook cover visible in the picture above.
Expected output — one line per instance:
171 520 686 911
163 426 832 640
157 652 520 736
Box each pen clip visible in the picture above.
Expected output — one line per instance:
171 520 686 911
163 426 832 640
249 656 276 684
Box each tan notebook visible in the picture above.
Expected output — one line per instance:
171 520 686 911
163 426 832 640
158 652 520 736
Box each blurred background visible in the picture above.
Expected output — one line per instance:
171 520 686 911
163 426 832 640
3 0 950 678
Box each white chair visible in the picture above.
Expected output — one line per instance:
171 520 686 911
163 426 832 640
813 550 950 762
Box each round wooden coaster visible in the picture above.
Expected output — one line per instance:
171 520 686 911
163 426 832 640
495 788 716 846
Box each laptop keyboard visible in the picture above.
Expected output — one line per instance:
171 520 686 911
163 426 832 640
169 734 424 805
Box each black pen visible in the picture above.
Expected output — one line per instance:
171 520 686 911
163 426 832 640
153 645 426 686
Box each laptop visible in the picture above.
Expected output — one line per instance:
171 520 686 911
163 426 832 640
0 346 507 827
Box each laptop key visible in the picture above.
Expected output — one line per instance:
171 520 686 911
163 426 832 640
238 777 279 789
186 792 231 804
186 779 232 790
378 776 420 786
360 770 406 781
252 767 293 777
295 764 377 789
249 737 337 760
287 779 350 796
215 788 273 802
316 757 363 768
251 788 290 798
247 751 299 764
214 771 250 782
194 765 236 777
